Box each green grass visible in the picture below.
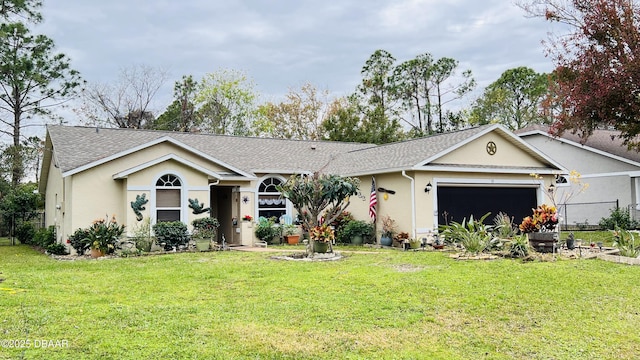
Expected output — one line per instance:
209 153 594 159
1 245 639 359
560 230 614 246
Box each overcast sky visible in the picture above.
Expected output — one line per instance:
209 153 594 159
37 0 556 124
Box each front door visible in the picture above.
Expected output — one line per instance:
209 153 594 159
210 186 234 244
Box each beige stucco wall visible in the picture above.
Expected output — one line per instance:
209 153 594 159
434 133 547 167
62 143 235 242
43 156 66 243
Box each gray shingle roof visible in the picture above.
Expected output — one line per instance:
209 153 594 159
46 125 375 176
46 123 547 180
517 125 640 164
325 126 491 175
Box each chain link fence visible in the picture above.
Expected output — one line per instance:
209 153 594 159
558 200 618 231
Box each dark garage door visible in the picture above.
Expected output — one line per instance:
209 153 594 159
437 186 537 225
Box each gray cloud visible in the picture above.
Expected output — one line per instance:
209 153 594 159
37 0 556 118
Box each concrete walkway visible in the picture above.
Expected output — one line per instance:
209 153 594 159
230 245 305 252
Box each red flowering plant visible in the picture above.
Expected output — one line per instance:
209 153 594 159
242 215 253 221
519 204 558 233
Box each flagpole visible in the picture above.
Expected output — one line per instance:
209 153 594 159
369 176 378 244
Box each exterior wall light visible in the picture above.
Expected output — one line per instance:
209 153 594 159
424 182 432 193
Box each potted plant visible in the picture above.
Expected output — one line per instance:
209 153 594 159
340 220 373 245
255 217 278 245
282 223 300 245
192 217 220 251
85 215 125 258
519 204 559 253
242 214 253 222
394 231 410 248
309 224 335 253
380 215 396 246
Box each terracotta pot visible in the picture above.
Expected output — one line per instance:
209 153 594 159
90 248 105 258
285 235 300 245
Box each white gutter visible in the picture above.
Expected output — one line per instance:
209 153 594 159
401 170 416 240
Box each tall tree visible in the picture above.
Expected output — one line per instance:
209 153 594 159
392 53 435 135
254 83 329 140
519 0 640 149
357 50 399 121
0 0 42 23
430 57 476 132
196 69 256 136
469 67 550 130
155 75 198 132
348 50 404 144
78 64 168 129
0 22 83 185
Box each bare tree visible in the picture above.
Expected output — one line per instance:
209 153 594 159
77 64 169 129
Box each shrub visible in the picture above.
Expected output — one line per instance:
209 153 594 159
331 211 354 240
599 207 639 230
337 220 373 244
15 222 35 245
86 216 125 254
192 217 220 239
254 217 278 243
33 225 56 248
153 221 189 251
68 228 91 255
46 243 68 255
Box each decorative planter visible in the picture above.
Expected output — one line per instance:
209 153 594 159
313 241 329 253
195 238 211 251
285 235 300 245
566 238 575 250
90 248 105 258
409 240 421 249
350 235 363 245
380 236 393 247
528 232 558 253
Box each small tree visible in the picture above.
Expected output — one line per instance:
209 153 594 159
278 172 360 254
0 182 41 245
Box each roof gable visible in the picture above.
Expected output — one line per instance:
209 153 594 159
112 153 227 180
518 125 640 166
62 135 254 179
326 124 565 176
422 124 565 173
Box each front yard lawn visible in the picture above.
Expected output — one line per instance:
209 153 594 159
0 245 638 359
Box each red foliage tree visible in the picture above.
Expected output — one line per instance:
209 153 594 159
520 0 640 149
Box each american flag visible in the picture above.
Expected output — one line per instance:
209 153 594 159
369 177 377 222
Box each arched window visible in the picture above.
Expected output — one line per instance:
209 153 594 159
258 177 286 220
156 174 182 222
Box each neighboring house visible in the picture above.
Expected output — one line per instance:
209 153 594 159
39 124 564 249
518 125 640 228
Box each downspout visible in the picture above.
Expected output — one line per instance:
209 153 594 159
401 171 416 239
